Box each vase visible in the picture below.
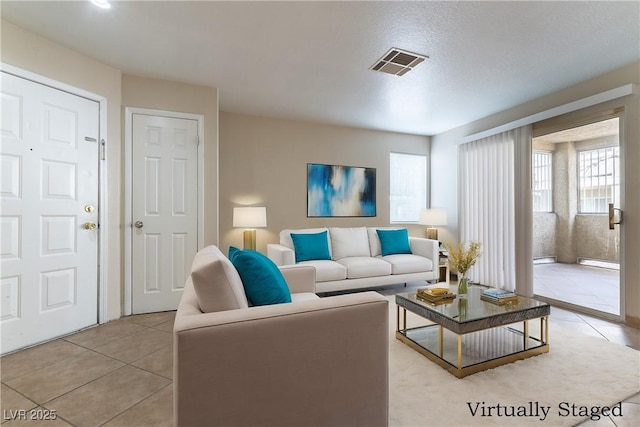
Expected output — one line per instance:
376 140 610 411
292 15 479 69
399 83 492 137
457 275 469 296
458 297 468 320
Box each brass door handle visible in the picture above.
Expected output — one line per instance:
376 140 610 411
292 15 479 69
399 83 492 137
84 222 97 230
608 203 622 230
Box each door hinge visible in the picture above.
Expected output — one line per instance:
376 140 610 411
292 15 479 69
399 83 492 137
196 136 200 147
100 139 106 160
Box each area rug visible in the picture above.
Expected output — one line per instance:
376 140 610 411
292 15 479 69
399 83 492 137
386 297 640 426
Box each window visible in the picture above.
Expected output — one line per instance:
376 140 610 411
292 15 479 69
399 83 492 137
389 152 427 222
578 146 620 213
532 151 552 212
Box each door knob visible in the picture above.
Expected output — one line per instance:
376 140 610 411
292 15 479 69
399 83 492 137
84 222 97 230
134 221 144 228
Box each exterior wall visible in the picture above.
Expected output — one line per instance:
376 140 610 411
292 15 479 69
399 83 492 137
218 112 430 253
554 142 578 263
533 213 556 258
575 215 620 262
533 135 620 263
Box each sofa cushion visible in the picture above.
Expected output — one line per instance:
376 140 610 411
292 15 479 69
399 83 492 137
229 247 292 306
298 260 347 282
190 245 248 313
328 227 371 260
291 293 321 302
337 257 392 279
376 228 412 256
382 254 434 275
290 231 332 262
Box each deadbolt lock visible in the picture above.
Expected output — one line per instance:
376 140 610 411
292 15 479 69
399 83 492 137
84 205 95 213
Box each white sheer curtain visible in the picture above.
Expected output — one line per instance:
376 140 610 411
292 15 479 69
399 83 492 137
458 126 531 291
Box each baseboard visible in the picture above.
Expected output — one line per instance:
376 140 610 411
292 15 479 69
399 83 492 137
625 314 640 330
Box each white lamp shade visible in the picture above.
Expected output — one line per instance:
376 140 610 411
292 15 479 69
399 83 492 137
233 206 267 228
419 208 447 226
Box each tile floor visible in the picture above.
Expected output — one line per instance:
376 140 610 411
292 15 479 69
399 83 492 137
534 263 620 316
1 285 638 427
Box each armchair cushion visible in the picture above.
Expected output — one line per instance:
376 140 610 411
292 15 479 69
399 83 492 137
376 228 412 256
190 245 248 313
229 247 292 306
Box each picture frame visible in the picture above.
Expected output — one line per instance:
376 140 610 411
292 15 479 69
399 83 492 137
307 163 376 217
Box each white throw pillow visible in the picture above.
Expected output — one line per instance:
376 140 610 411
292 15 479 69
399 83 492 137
329 227 371 260
190 245 249 313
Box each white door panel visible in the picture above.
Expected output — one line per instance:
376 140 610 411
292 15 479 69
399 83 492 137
132 114 198 313
1 72 99 354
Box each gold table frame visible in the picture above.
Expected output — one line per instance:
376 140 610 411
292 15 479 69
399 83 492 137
395 290 550 378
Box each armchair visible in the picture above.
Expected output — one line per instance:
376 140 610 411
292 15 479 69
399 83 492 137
173 245 389 426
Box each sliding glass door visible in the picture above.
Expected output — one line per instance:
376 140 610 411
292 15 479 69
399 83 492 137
532 116 622 318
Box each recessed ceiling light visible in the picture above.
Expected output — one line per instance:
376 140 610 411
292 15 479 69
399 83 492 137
370 48 428 76
90 0 111 9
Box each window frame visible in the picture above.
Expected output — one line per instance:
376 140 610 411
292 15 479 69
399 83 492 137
577 145 620 214
532 150 553 213
389 152 428 223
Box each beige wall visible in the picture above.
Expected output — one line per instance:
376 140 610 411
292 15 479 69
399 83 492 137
121 75 219 246
431 61 640 327
1 21 123 321
1 21 220 322
219 113 430 254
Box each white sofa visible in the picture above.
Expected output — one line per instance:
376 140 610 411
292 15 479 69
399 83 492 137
267 227 439 293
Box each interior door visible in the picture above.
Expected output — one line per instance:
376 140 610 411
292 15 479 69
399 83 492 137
1 72 99 354
131 113 198 314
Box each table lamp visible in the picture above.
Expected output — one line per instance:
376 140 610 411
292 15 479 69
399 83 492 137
419 208 447 241
233 206 267 250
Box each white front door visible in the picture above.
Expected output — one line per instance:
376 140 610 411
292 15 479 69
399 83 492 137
131 113 198 314
1 72 100 354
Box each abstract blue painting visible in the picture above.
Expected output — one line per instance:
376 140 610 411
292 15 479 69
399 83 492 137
307 163 376 217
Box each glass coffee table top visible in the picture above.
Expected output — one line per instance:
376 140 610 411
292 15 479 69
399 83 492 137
395 285 550 334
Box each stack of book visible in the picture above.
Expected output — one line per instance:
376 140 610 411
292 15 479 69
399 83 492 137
481 288 518 305
417 287 456 304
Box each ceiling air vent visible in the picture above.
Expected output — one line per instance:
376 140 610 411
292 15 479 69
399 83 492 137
370 48 428 76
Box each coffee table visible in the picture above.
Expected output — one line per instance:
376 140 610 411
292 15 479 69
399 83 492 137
395 286 550 378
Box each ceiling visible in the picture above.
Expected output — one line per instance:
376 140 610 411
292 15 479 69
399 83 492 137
2 1 638 136
534 118 619 144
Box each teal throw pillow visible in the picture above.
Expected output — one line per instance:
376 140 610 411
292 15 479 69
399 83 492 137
290 231 331 262
228 246 292 306
376 228 412 256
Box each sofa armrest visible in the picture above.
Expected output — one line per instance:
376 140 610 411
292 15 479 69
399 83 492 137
267 243 295 266
409 237 439 264
279 265 316 294
174 292 389 427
